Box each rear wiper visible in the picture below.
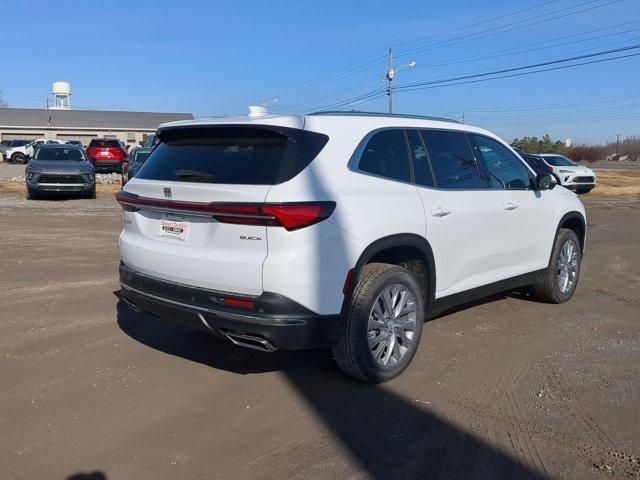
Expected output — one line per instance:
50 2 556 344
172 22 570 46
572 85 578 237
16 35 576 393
174 169 214 183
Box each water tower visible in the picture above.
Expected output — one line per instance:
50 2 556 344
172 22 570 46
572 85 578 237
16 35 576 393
51 81 71 109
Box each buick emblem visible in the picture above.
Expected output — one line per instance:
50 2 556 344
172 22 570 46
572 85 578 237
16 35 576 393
163 187 172 200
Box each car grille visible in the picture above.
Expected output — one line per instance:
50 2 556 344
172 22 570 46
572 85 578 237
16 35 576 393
38 175 86 184
573 176 595 183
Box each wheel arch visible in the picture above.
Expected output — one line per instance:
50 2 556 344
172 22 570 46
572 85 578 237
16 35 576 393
341 233 436 314
557 211 586 253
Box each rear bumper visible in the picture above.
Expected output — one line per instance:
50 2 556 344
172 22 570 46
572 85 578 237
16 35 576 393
119 263 342 350
90 159 123 171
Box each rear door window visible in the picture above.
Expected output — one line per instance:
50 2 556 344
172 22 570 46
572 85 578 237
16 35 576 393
406 129 434 187
357 129 411 182
136 126 327 185
420 130 481 189
470 134 531 190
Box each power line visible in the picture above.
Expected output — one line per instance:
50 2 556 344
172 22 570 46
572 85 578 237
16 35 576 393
395 44 640 91
312 46 640 112
222 0 596 113
394 0 623 58
410 21 640 70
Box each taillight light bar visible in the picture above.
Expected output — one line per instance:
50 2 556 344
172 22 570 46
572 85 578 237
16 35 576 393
115 191 335 231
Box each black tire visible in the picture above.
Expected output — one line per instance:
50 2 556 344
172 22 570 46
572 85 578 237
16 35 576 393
86 187 96 199
11 152 27 164
26 189 37 200
533 228 581 304
575 187 592 194
333 263 424 383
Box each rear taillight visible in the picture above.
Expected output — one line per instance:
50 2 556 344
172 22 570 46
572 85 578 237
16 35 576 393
115 191 335 230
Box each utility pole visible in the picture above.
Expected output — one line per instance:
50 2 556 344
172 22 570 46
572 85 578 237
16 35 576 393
386 48 393 114
613 132 622 155
384 49 416 114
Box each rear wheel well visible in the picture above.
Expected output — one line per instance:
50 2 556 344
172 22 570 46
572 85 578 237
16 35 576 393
367 246 430 305
560 216 585 252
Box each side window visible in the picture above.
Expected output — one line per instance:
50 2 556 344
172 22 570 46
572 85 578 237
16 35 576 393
420 130 481 189
358 129 411 182
471 135 531 190
406 130 434 187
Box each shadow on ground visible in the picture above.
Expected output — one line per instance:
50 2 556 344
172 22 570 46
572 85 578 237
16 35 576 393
116 299 546 480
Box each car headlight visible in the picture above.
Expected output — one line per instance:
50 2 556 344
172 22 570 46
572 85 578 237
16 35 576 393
558 169 572 173
27 172 35 181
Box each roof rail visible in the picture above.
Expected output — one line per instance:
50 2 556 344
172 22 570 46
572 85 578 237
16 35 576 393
308 110 461 124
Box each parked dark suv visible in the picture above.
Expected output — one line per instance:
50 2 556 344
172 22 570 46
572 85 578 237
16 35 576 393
86 138 128 172
25 144 96 199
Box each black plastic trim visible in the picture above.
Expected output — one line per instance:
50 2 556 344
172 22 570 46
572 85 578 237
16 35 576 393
555 211 587 255
342 234 437 314
119 263 342 350
427 269 547 319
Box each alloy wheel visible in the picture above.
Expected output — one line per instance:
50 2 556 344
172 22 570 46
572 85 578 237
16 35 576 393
557 239 578 293
367 284 417 368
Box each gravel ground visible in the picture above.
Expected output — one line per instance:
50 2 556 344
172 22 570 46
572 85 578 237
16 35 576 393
0 184 639 480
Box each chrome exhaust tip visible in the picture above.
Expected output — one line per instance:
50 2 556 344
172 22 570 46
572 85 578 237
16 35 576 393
222 330 276 352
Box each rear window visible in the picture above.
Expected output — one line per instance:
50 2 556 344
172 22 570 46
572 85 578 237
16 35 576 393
136 126 328 185
89 139 120 148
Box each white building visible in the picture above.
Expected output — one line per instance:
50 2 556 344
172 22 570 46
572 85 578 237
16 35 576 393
0 108 193 146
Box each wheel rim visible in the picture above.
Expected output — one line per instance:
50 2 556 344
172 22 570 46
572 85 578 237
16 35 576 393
367 284 417 368
557 239 579 294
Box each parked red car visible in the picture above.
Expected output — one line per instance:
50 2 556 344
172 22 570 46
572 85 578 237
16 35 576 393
86 139 128 172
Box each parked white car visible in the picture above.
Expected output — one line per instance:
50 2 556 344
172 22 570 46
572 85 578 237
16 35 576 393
5 139 65 164
536 153 596 194
117 111 586 382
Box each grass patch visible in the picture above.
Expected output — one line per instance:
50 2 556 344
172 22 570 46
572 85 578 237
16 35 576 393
587 170 640 197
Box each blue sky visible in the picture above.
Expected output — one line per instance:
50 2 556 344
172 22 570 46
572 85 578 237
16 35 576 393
2 0 639 144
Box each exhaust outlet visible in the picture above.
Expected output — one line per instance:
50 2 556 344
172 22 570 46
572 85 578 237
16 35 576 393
223 331 276 352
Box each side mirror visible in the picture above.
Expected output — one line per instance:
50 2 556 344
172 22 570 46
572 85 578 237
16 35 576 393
536 173 556 190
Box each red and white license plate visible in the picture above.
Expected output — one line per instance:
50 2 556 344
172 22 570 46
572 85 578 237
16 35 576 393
100 151 109 156
159 216 190 241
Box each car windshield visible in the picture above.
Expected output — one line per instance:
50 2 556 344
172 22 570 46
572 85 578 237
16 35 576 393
12 140 30 147
543 155 576 167
35 147 85 161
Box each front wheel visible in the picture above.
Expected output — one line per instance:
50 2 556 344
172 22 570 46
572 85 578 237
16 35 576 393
11 153 27 164
333 263 424 383
575 187 593 194
533 228 581 303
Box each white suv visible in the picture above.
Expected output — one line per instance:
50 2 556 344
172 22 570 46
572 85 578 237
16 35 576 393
537 153 596 194
117 111 586 382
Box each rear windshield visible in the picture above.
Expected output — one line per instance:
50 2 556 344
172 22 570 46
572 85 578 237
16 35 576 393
89 139 120 148
136 126 328 185
35 147 85 161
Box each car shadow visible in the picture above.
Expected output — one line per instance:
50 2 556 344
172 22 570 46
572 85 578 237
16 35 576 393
116 298 546 479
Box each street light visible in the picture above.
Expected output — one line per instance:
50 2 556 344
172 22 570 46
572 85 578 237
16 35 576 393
384 49 416 113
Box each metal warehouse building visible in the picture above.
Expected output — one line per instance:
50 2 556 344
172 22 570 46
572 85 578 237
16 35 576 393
0 108 194 146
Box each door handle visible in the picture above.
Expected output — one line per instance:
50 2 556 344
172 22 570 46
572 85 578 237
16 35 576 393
430 207 452 217
503 202 519 211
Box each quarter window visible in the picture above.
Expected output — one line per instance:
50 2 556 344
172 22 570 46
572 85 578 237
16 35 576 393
358 129 411 182
420 130 481 189
406 130 434 187
471 135 531 190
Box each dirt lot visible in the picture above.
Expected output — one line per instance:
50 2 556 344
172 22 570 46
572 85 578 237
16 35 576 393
1 179 639 480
